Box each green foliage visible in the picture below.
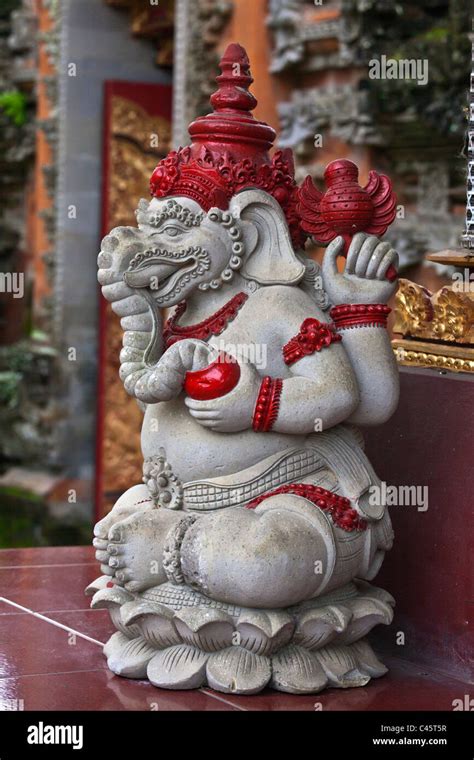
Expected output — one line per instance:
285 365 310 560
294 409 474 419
0 0 21 21
344 0 471 139
0 485 43 503
0 371 22 408
0 486 92 548
423 27 449 43
0 344 33 374
0 338 57 463
0 90 27 127
0 338 56 377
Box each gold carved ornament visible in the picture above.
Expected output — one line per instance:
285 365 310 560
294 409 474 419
392 278 474 374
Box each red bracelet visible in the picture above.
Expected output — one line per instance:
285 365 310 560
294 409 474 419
330 303 391 330
252 376 283 432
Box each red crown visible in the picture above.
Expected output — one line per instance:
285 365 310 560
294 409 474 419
150 146 229 210
150 43 304 247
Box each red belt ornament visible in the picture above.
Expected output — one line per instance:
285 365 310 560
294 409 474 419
297 159 398 282
246 483 367 533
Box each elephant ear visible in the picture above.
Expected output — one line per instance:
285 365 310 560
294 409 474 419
229 189 305 285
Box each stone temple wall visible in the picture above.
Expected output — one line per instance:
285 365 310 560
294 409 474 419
54 0 172 520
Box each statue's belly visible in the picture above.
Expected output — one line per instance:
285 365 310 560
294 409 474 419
141 398 306 483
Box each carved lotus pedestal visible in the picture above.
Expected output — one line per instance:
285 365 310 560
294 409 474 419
87 576 393 694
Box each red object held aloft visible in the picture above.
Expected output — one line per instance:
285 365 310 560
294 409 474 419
297 159 398 281
184 354 241 401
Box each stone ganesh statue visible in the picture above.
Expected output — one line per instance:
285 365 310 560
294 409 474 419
86 44 400 695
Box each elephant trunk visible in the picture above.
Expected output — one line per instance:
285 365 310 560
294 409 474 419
98 239 164 401
117 288 164 398
98 228 214 403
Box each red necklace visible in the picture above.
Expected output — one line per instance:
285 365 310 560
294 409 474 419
163 292 248 348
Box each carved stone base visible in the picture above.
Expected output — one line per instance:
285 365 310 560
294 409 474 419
87 577 394 695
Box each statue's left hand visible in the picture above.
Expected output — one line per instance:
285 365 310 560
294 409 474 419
184 360 261 432
134 339 214 403
322 232 399 306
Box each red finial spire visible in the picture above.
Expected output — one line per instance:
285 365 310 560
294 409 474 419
150 42 303 247
188 43 276 156
210 43 257 113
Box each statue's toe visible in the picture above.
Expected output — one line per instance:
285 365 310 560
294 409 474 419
109 556 127 570
115 569 134 585
108 524 123 543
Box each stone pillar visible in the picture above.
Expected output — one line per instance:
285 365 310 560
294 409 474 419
53 0 172 514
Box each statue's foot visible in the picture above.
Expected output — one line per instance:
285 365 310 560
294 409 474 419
93 484 153 575
107 508 180 593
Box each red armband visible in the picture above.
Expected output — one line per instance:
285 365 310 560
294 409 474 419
252 376 283 432
282 318 341 365
330 304 391 330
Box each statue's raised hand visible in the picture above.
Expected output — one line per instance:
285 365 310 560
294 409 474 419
322 233 398 306
184 358 261 433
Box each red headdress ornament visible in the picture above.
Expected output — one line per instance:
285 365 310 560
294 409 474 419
150 43 304 247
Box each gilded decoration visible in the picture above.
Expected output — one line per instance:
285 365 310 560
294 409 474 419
393 278 474 345
392 339 474 374
392 275 474 374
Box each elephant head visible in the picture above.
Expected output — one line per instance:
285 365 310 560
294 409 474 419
97 188 305 402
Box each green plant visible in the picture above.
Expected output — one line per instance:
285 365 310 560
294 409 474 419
0 371 22 408
0 90 27 127
0 485 92 548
